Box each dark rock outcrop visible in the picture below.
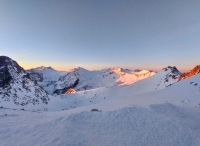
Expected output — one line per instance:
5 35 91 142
179 65 200 81
53 78 79 95
0 56 49 106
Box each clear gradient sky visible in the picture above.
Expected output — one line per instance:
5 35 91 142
1 0 200 72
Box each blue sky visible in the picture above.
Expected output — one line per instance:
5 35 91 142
1 0 200 72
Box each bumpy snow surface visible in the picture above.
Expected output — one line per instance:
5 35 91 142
1 57 200 146
1 72 200 145
1 103 200 146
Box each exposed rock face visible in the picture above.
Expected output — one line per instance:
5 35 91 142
163 66 180 74
163 66 181 82
0 56 23 87
179 65 200 81
64 88 76 94
53 72 79 95
27 70 43 82
0 56 49 106
27 66 60 83
27 67 68 94
150 66 182 89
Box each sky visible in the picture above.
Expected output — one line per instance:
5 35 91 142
0 0 200 72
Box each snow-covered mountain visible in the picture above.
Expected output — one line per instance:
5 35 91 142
2 65 198 146
0 56 49 109
28 66 156 95
1 56 200 146
54 66 181 111
0 56 181 111
84 67 155 87
115 66 181 95
56 67 200 112
1 70 200 146
27 66 67 94
53 71 79 95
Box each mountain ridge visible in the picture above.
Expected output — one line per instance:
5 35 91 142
179 65 200 81
0 56 50 109
28 65 156 95
0 55 199 111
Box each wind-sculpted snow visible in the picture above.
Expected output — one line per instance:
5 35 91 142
0 103 199 146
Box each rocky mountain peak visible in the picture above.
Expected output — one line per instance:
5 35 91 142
179 65 200 81
134 69 142 72
0 56 24 73
0 56 50 107
0 56 25 87
34 66 55 71
69 67 88 73
163 66 181 75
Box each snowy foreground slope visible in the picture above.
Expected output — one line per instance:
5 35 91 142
1 68 200 145
1 103 200 146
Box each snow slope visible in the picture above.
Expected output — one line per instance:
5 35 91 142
123 66 181 94
2 56 200 146
1 73 200 146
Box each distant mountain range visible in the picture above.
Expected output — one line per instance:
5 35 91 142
27 64 156 95
0 56 200 111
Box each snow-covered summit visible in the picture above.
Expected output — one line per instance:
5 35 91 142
108 67 132 74
27 66 67 94
53 66 190 112
28 66 156 95
33 66 55 71
149 66 181 89
0 56 24 73
0 56 49 109
100 67 156 86
117 66 182 95
69 67 89 72
162 66 181 75
72 67 156 91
